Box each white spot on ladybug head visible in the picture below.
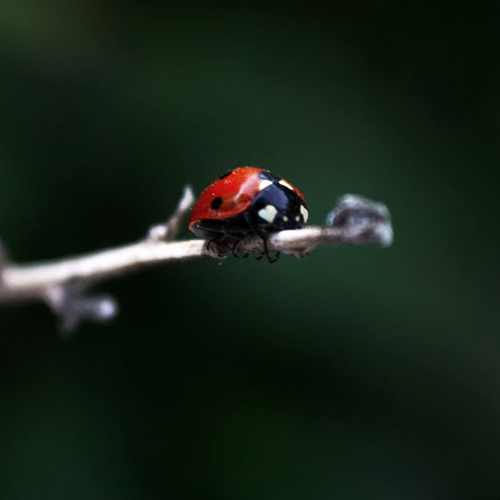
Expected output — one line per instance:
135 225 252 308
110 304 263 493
283 215 289 222
295 215 300 222
258 204 278 223
279 179 294 191
258 179 273 191
300 205 309 223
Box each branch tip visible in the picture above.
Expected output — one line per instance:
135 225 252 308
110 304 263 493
325 194 393 247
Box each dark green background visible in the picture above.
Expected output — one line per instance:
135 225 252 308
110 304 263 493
1 3 499 499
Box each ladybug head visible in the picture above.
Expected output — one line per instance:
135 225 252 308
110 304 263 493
250 183 309 231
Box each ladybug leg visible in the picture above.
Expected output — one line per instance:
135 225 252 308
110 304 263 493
256 239 280 263
217 229 244 258
207 233 230 254
269 252 280 263
243 213 279 264
230 238 240 258
207 230 242 256
206 234 220 253
231 239 252 259
255 231 280 264
260 251 280 263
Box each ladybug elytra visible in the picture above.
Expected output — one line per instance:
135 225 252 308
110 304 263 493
189 167 308 261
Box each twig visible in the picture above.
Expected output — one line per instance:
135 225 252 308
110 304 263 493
0 187 393 333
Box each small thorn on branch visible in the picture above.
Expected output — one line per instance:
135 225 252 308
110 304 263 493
46 284 118 336
147 185 195 241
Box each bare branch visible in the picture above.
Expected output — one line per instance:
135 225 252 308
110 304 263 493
0 186 199 303
0 189 393 332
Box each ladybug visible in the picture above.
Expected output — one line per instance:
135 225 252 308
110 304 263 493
189 167 308 261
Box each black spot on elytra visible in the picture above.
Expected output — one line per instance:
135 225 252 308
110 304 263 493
211 196 223 209
218 170 233 180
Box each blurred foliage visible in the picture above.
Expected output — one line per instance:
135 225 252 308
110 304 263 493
1 2 500 499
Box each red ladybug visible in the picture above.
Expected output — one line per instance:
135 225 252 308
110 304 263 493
189 167 308 260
